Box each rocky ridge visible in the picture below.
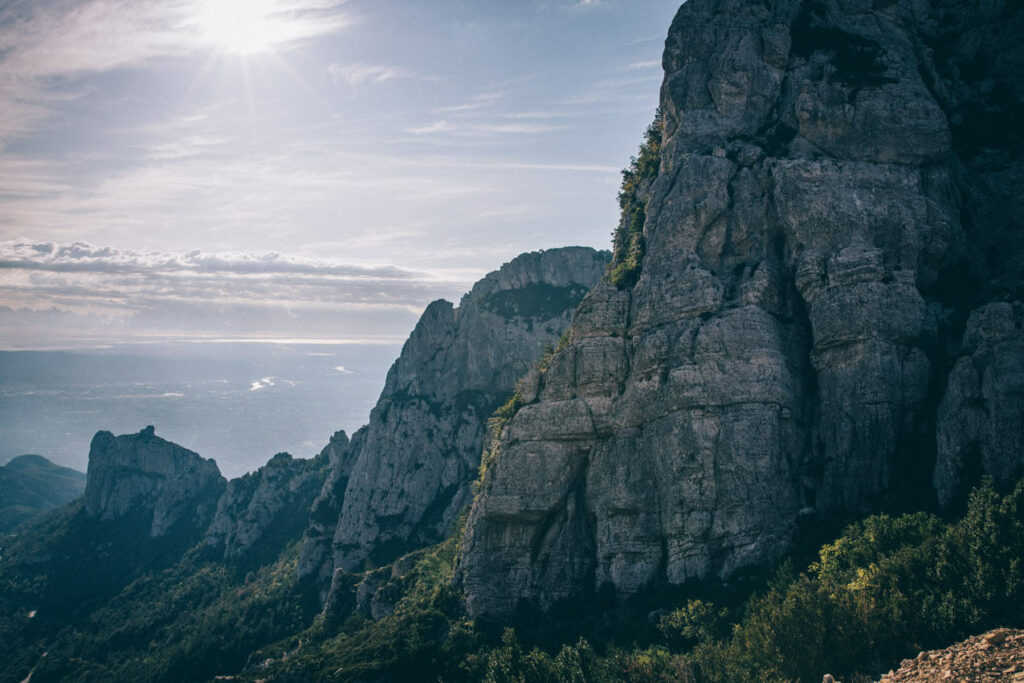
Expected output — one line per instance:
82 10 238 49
204 451 329 562
84 426 226 538
459 0 1024 616
298 247 610 596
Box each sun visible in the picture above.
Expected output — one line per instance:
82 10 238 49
194 0 292 56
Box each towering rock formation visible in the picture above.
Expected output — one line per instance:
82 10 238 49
84 426 226 539
298 248 609 590
460 0 1024 616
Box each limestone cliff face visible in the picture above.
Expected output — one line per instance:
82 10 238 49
298 248 609 588
84 426 225 538
460 0 1024 616
204 451 329 562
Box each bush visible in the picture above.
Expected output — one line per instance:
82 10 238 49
609 111 662 288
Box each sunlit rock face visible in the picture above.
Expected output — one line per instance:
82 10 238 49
460 0 1024 616
84 426 226 538
297 248 610 593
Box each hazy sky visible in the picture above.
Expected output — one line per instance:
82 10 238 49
0 0 681 348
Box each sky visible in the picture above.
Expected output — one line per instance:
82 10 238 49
0 0 683 348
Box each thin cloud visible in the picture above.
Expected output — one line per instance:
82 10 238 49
328 63 422 87
406 120 564 138
625 59 661 70
0 239 474 344
0 240 419 279
433 92 505 115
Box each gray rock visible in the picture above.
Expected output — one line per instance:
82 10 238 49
298 429 358 586
204 451 329 561
298 248 609 594
84 426 225 538
460 0 1024 616
935 303 1024 506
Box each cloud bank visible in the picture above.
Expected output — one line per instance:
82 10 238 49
0 239 472 347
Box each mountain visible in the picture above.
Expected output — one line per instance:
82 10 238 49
85 426 226 539
0 455 85 533
299 247 610 595
1 0 1023 679
459 0 1024 616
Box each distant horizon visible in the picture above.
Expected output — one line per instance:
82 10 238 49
0 340 402 477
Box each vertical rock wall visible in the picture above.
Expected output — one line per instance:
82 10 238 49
460 0 1024 616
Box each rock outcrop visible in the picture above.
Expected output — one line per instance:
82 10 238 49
204 451 329 562
84 426 225 538
934 303 1024 507
460 0 1024 616
298 248 609 591
872 628 1024 683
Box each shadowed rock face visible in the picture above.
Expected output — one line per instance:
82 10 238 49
297 248 610 591
84 426 225 538
204 451 329 562
460 0 1024 616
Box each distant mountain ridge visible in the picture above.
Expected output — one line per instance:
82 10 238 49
0 454 85 533
298 246 610 595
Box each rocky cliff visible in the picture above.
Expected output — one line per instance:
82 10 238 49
204 451 329 563
298 247 610 591
460 0 1024 616
84 426 225 538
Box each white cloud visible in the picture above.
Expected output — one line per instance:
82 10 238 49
328 63 419 87
0 239 474 344
625 59 661 70
0 239 425 278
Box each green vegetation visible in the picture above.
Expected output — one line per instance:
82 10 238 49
609 110 662 288
0 454 86 533
2 467 1021 682
250 478 1023 683
479 283 591 321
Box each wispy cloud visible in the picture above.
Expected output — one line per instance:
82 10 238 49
433 92 505 115
625 59 661 70
328 63 422 87
0 240 417 278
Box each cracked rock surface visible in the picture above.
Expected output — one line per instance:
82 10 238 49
460 0 1024 616
298 248 609 593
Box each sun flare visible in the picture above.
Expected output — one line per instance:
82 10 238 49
194 0 293 56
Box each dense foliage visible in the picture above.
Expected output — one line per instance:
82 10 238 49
609 111 662 288
244 478 1024 683
0 505 320 683
2 469 1020 682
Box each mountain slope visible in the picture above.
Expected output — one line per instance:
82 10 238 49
0 455 85 533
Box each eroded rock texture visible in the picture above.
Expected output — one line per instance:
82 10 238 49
460 0 1024 616
298 248 609 591
84 426 225 539
204 451 329 563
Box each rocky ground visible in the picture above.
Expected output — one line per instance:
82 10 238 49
866 629 1024 682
